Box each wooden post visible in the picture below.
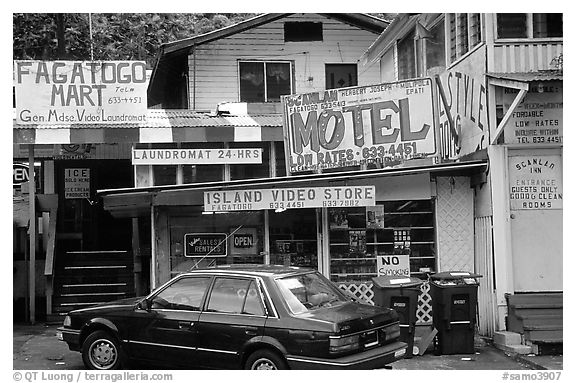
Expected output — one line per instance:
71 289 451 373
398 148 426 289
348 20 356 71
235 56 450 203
132 218 142 296
28 144 36 324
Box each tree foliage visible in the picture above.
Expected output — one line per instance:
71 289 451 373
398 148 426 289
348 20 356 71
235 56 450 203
13 13 395 67
13 13 257 67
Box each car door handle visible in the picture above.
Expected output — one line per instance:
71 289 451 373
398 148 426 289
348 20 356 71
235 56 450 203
245 327 258 336
178 321 194 330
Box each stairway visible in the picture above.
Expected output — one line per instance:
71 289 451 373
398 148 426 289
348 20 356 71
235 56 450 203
505 292 563 355
47 250 135 322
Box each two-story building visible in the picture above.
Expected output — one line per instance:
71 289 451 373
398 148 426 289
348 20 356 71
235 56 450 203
360 12 563 354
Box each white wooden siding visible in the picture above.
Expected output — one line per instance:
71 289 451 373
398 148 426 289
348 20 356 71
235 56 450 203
188 14 382 111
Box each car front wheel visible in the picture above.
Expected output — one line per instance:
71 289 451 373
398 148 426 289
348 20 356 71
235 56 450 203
245 349 287 370
82 330 123 370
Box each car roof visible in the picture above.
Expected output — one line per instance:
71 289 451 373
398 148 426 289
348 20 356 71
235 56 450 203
182 264 313 278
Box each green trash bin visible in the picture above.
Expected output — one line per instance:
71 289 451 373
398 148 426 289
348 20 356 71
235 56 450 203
429 271 482 355
372 276 423 358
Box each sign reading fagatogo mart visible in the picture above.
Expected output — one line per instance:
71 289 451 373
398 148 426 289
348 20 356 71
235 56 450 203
282 79 435 173
14 61 147 125
204 186 375 212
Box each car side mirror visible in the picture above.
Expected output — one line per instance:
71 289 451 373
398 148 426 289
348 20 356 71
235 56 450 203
137 298 151 311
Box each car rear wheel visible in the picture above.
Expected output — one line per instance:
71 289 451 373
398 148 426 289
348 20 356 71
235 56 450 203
82 330 123 370
245 349 287 370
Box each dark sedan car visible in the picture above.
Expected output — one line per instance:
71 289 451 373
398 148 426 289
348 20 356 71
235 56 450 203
58 265 407 370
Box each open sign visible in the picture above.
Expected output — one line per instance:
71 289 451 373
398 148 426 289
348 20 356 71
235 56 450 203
13 163 29 186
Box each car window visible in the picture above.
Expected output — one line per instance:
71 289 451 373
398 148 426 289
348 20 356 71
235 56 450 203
207 277 254 314
151 277 211 311
276 272 350 314
243 280 265 316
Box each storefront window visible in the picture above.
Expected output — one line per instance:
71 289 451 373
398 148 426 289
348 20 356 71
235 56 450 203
269 209 318 269
169 208 264 277
328 200 435 284
151 143 178 186
230 142 270 180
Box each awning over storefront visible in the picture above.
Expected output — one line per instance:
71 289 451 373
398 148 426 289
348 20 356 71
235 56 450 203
99 159 488 218
13 109 283 144
487 71 562 145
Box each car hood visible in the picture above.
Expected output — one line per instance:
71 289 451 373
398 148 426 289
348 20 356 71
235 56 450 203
300 301 399 334
70 296 145 314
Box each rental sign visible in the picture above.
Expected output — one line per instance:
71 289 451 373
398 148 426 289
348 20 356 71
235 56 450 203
14 60 147 125
282 79 435 173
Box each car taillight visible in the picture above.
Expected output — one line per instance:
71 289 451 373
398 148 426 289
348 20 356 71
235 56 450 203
63 315 71 327
380 323 400 342
329 335 360 354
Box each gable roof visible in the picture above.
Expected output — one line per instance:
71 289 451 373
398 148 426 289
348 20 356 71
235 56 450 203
161 13 389 56
148 13 389 106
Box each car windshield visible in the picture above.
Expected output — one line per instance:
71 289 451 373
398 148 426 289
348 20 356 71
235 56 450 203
276 272 350 314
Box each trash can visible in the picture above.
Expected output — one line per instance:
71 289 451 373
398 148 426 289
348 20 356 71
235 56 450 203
372 276 423 358
429 271 482 355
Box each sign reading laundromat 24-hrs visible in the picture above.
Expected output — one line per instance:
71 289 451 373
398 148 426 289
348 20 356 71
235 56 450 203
14 61 147 125
282 79 435 173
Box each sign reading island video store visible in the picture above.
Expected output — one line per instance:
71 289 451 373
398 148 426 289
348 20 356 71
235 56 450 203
184 233 227 257
14 60 147 125
204 186 376 212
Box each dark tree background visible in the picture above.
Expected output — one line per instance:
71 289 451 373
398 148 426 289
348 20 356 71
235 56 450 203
13 13 395 67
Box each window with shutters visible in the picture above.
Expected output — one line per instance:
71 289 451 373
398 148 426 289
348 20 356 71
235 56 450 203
448 13 484 64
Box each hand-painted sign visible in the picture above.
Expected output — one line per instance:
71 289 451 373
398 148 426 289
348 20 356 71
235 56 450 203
503 81 562 145
132 148 262 165
14 61 147 125
436 46 488 159
509 155 562 210
184 233 227 257
376 255 410 277
204 186 376 212
64 168 90 199
282 79 435 173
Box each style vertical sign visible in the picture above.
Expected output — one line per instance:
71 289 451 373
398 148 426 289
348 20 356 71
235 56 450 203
64 168 90 199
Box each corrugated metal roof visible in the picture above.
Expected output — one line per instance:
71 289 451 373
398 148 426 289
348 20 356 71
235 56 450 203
487 71 563 82
13 109 283 130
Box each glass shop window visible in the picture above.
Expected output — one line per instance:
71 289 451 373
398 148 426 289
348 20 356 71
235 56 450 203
169 209 264 277
229 142 270 180
239 61 292 103
269 209 318 269
149 143 178 186
328 200 436 284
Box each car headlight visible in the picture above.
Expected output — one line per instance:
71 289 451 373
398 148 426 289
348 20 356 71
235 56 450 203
63 315 71 327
